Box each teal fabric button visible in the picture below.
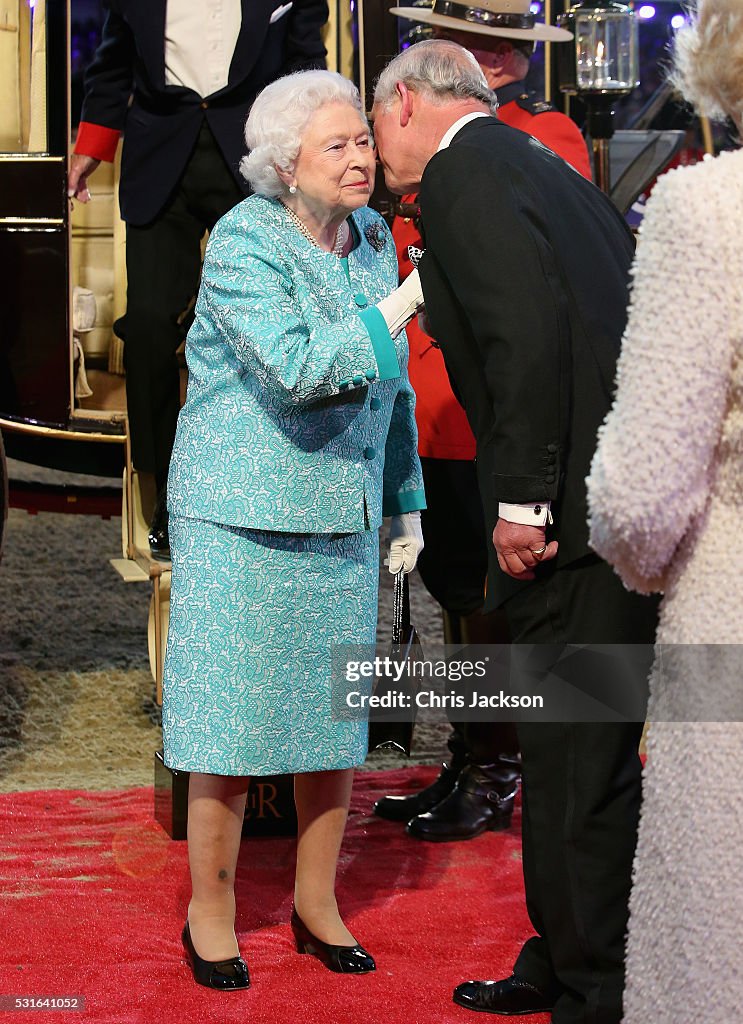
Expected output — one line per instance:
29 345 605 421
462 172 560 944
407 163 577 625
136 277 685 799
370 397 382 410
363 447 376 460
365 370 376 381
353 375 364 386
339 380 350 390
354 293 368 308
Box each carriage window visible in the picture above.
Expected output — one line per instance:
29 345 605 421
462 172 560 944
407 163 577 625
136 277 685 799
0 0 39 153
0 0 73 156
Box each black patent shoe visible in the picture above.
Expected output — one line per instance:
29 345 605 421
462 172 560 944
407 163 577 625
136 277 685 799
148 486 170 562
291 907 376 974
373 759 461 822
181 921 250 991
406 762 520 842
453 975 555 1015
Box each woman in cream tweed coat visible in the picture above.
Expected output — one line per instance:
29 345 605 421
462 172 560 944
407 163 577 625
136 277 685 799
587 3 743 1019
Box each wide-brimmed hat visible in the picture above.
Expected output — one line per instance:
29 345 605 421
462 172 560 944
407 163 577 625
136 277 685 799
389 0 573 43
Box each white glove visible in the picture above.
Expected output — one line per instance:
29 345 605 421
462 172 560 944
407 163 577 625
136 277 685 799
376 269 424 339
387 511 424 574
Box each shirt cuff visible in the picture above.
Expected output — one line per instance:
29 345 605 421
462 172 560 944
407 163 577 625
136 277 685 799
498 501 553 527
74 122 121 163
358 306 401 382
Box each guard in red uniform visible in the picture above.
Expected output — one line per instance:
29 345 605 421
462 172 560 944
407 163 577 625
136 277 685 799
374 3 592 840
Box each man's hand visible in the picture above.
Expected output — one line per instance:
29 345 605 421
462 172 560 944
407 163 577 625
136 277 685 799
493 519 558 580
68 153 101 202
417 307 433 336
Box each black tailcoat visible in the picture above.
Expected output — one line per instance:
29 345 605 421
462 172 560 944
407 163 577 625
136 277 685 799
418 116 635 608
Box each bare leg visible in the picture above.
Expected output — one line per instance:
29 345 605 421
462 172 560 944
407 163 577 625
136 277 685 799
293 767 357 946
186 772 250 961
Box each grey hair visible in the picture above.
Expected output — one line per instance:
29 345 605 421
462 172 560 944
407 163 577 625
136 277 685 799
374 39 498 114
670 0 743 125
240 70 367 198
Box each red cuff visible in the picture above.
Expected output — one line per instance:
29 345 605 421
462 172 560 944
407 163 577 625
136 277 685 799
74 122 121 163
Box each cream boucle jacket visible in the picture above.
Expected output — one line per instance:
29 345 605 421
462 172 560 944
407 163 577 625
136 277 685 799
588 148 743 644
588 149 743 1023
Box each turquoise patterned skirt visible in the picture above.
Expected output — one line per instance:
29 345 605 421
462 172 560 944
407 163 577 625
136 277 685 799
162 515 377 776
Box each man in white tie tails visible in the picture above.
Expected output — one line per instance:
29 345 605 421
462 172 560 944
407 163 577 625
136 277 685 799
68 0 329 561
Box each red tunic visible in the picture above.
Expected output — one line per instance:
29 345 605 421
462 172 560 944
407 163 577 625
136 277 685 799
394 92 592 460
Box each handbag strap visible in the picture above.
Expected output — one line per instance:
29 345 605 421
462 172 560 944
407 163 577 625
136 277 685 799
392 570 411 646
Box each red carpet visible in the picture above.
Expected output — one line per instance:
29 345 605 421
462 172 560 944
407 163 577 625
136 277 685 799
0 769 549 1024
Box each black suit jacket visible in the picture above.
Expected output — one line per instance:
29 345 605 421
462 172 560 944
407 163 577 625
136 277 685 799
418 117 635 608
80 0 328 224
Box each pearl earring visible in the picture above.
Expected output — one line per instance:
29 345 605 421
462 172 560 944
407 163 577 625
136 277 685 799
289 184 297 194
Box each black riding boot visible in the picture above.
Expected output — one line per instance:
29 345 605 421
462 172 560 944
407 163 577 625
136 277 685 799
373 728 467 823
406 755 521 842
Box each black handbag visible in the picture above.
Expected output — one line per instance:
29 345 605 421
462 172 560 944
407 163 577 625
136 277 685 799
367 570 423 757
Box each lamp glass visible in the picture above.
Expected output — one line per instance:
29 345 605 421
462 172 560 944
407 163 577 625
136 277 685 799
574 10 638 92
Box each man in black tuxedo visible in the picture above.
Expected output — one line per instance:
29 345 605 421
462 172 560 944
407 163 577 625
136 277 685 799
68 1 328 559
372 36 658 1024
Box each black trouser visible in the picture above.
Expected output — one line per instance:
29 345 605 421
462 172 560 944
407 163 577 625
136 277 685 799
504 555 658 1024
417 457 518 760
123 121 244 485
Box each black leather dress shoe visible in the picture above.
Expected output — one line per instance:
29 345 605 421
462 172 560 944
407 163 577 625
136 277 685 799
291 907 375 974
148 487 170 562
453 975 555 1015
181 921 250 991
406 762 520 842
373 759 461 822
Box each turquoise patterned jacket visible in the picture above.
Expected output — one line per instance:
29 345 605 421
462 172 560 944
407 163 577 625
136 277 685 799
168 195 426 533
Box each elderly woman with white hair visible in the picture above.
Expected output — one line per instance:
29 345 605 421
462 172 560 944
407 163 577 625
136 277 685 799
161 69 426 991
587 1 743 1019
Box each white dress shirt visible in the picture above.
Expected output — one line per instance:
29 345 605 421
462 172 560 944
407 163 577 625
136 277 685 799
436 111 552 527
165 0 242 99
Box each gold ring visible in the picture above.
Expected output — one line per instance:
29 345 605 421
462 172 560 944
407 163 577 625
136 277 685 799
530 545 547 556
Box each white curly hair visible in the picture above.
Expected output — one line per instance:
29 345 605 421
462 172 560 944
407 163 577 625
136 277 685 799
670 0 743 126
240 70 367 198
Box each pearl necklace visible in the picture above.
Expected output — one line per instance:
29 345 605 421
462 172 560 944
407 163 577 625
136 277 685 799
281 201 346 257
